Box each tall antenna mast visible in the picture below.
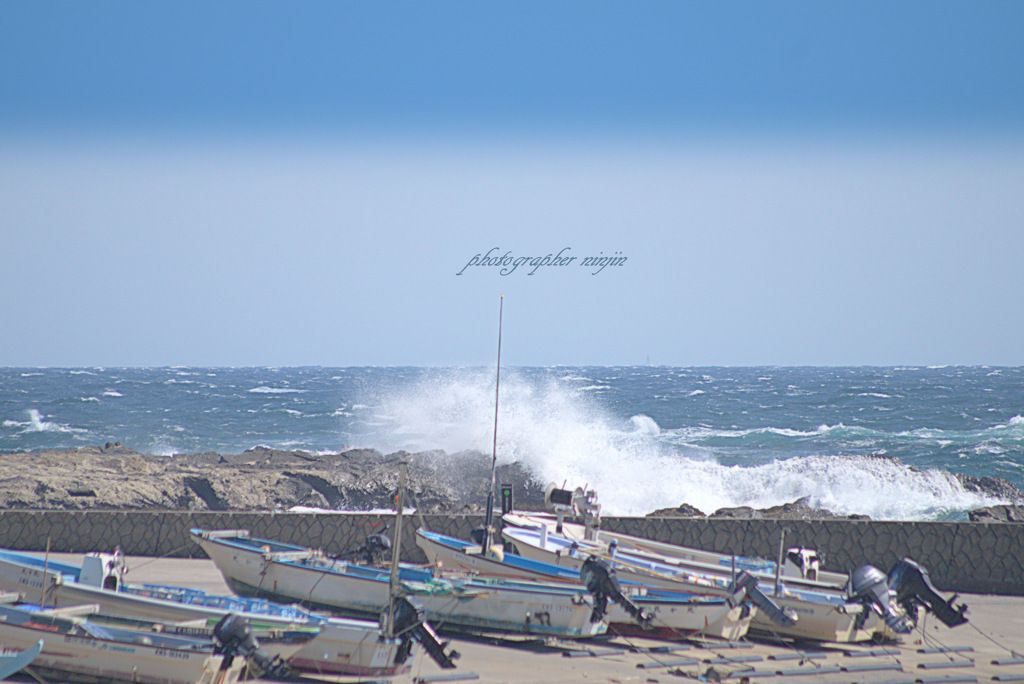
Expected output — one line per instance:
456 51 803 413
482 295 503 555
385 460 407 638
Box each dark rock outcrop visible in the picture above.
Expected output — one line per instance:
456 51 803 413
645 503 706 518
710 506 761 519
757 496 871 521
968 504 1024 523
706 499 870 521
956 474 1024 502
1 445 1019 521
0 445 550 513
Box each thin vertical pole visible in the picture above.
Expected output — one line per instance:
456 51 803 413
40 536 51 608
774 528 786 596
386 461 407 637
482 296 503 554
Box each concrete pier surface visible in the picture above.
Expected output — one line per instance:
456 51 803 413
36 554 1024 683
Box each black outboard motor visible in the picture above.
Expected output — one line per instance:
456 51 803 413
887 558 968 628
356 533 393 566
468 527 491 546
213 613 292 680
726 571 796 627
391 595 459 669
845 565 912 634
579 556 651 626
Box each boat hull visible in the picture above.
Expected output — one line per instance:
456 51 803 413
0 640 42 680
416 528 751 641
0 605 244 684
503 513 848 590
192 529 606 639
501 525 887 642
0 548 409 677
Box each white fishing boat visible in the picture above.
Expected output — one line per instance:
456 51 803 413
499 523 910 643
0 602 246 684
0 547 419 677
416 528 753 641
500 487 967 642
504 509 848 589
192 527 608 639
0 639 41 680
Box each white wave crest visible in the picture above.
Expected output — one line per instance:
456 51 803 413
351 369 1011 520
630 415 661 437
3 409 86 435
249 386 307 394
667 423 846 442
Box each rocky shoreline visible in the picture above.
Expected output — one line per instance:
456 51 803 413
1 444 1022 521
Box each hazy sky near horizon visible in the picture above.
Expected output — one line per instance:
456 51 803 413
2 2 1023 367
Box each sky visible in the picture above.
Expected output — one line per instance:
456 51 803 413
1 1 1023 367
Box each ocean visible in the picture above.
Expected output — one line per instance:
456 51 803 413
2 366 1022 521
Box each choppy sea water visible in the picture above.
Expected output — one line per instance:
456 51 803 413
2 366 1022 521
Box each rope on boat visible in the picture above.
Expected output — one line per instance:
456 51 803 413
602 603 771 678
20 666 50 684
963 614 1023 658
913 611 979 666
603 623 696 671
125 541 195 571
298 560 333 609
405 487 433 536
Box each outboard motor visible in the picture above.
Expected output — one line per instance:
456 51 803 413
845 565 912 634
391 596 459 669
783 548 821 581
887 558 968 628
213 613 292 680
468 527 504 559
579 556 650 626
356 533 393 566
80 548 128 590
727 571 796 627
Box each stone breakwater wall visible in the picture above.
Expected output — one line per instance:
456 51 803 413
0 511 1021 595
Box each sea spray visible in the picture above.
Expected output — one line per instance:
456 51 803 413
347 368 1008 519
3 366 1022 520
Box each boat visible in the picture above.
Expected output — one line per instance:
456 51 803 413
192 527 609 639
504 510 849 588
0 602 247 684
193 315 617 642
499 523 917 642
416 528 754 641
0 640 41 680
0 547 430 677
500 487 967 641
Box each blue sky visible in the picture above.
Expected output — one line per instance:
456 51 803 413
2 2 1023 366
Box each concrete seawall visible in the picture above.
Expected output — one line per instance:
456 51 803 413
1 510 1021 595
